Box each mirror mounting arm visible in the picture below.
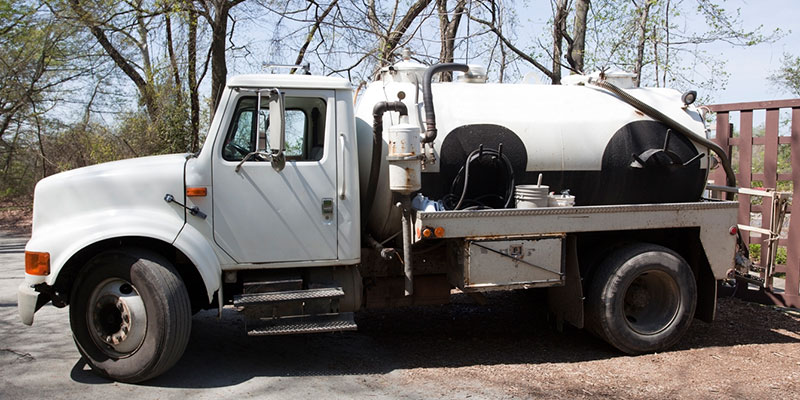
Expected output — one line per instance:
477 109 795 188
234 151 272 173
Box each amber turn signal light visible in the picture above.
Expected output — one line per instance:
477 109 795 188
25 251 50 276
422 228 433 238
186 187 207 197
434 227 445 238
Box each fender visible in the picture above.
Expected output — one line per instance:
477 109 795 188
25 209 219 303
172 222 222 302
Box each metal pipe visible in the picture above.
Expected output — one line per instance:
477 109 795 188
422 63 470 143
398 198 414 296
588 78 737 188
363 102 408 230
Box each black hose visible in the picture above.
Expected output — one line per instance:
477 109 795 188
363 102 408 230
422 63 470 143
588 78 736 188
446 145 515 210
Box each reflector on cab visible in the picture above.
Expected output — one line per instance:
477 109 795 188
186 187 207 197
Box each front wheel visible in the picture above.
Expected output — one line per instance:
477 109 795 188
586 243 697 354
69 248 192 382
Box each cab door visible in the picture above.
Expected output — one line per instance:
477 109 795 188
211 89 338 263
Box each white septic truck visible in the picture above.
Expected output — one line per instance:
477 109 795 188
19 58 739 382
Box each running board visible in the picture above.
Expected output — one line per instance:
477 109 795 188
233 287 345 306
247 313 357 336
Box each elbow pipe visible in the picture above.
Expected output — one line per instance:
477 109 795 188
422 63 470 143
588 78 737 189
363 101 408 230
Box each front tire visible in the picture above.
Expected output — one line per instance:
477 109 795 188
70 248 191 382
586 243 697 354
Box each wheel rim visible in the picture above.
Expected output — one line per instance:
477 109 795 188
86 278 147 357
622 269 680 335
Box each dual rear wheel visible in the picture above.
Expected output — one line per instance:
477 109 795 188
586 243 697 354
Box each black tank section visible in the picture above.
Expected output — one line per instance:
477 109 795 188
425 124 526 208
421 121 707 206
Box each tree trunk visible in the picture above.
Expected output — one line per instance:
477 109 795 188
570 0 589 73
165 13 181 88
293 0 338 73
210 7 227 115
552 0 568 84
188 3 200 152
375 0 432 69
68 0 158 119
633 1 651 87
207 0 243 116
437 0 467 82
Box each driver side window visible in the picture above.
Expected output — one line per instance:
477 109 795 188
222 96 326 162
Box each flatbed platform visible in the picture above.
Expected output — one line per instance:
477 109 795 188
414 201 739 279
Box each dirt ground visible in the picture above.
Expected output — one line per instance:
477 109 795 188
0 201 31 234
370 292 800 399
2 213 799 399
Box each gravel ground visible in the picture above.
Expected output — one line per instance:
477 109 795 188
2 229 799 399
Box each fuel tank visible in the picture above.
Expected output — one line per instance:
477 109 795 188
355 61 711 241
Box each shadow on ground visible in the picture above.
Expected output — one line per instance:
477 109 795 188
67 290 800 389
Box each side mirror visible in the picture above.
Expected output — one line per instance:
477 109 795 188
268 88 286 172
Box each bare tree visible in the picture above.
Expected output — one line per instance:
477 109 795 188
437 0 468 81
198 0 245 113
632 0 651 87
568 0 590 73
367 0 433 69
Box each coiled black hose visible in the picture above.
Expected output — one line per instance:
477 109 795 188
443 145 515 210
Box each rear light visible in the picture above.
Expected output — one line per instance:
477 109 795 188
25 251 50 276
729 226 738 235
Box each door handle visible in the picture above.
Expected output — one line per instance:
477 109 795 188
338 133 346 199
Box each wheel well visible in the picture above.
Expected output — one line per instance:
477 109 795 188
54 237 212 312
576 227 716 323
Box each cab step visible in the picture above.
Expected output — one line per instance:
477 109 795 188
243 277 303 294
247 312 357 336
233 287 345 307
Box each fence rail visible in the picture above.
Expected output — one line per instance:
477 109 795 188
707 99 800 307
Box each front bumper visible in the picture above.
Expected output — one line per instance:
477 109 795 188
18 282 39 325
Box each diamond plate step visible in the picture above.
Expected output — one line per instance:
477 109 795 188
234 287 345 307
247 312 357 336
243 278 303 294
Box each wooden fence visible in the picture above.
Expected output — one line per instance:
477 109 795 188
708 99 800 307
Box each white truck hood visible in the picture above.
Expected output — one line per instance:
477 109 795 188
31 154 189 235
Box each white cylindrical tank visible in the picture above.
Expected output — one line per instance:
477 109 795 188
354 61 711 241
387 122 422 194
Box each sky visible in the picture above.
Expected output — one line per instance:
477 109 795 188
706 0 799 103
512 0 799 104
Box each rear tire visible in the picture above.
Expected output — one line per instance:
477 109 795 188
69 248 191 383
586 243 696 354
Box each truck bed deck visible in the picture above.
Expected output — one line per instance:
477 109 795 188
414 201 738 280
414 201 738 239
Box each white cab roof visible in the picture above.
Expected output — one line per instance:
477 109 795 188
227 74 352 90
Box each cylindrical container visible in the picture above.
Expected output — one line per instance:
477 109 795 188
548 192 576 207
387 122 422 194
515 184 549 208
